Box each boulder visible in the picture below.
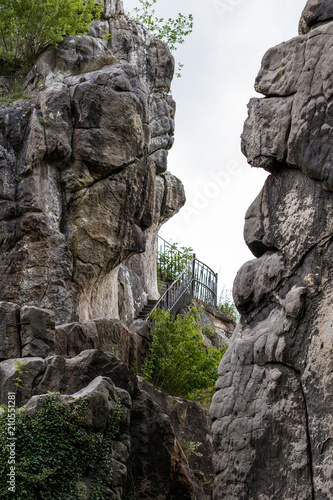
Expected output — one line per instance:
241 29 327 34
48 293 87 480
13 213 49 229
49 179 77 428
55 319 131 363
20 306 55 357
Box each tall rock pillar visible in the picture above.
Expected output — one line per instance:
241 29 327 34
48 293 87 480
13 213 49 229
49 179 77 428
211 1 333 498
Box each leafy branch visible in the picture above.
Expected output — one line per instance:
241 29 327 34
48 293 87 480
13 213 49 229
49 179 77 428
132 0 193 78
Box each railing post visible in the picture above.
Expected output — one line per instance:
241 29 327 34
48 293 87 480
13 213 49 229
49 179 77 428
191 255 196 300
215 272 218 307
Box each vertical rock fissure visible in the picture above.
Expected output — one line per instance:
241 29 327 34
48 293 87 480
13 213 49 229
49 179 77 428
300 380 315 499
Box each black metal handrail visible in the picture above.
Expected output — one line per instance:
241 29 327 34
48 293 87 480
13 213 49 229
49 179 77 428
149 257 195 318
146 236 218 320
157 236 193 284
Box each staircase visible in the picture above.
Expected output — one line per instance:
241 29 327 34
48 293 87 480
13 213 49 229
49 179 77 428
135 236 218 322
136 298 160 320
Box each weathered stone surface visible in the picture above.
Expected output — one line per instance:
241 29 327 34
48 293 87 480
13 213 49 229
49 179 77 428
68 375 121 431
0 8 184 325
55 318 131 363
20 306 55 357
140 380 214 499
125 389 196 500
33 349 139 402
241 18 333 191
0 302 20 360
212 6 333 499
0 357 45 406
0 5 213 499
299 0 333 34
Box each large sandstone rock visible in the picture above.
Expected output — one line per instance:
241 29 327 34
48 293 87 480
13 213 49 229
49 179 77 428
0 302 20 360
212 2 333 499
140 380 214 499
0 8 184 325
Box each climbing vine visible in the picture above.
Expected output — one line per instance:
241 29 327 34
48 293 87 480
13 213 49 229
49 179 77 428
0 0 102 73
0 394 122 499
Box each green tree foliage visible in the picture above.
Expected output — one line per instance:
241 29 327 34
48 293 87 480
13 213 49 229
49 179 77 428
142 308 226 404
133 0 193 52
0 394 121 499
132 0 193 77
0 0 102 72
218 286 240 322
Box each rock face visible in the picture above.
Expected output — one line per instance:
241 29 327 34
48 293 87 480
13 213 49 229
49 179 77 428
0 2 218 498
211 1 333 499
0 0 184 325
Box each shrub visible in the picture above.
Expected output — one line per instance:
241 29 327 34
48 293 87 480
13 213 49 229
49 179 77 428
201 323 216 341
0 394 121 499
178 440 203 458
157 241 194 283
218 286 240 322
0 0 102 72
142 308 226 404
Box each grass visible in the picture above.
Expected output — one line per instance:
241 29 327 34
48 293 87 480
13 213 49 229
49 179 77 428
0 77 29 103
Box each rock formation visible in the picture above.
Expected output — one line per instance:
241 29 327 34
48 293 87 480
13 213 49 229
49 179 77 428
211 1 333 498
0 1 225 498
0 0 184 326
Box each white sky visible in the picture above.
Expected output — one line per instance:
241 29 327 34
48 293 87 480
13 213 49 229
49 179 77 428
124 0 306 295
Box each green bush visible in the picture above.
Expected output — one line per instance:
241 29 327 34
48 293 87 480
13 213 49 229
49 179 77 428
0 0 102 72
0 394 121 499
142 308 226 404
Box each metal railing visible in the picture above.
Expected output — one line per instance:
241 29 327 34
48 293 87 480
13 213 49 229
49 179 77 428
157 236 193 284
148 236 218 319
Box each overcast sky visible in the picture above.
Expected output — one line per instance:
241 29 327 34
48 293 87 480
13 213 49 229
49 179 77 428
125 0 306 296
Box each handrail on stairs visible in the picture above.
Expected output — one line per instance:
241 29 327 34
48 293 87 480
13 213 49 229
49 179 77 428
145 236 218 321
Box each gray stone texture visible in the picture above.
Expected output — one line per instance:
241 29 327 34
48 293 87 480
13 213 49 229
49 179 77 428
0 3 217 498
0 9 185 326
0 302 20 360
0 346 211 499
20 306 55 357
212 2 333 499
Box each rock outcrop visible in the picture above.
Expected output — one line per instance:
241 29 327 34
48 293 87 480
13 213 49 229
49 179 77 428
0 1 221 498
211 1 333 499
0 0 184 326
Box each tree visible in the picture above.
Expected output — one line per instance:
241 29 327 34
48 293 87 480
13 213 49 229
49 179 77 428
132 0 193 77
0 0 102 72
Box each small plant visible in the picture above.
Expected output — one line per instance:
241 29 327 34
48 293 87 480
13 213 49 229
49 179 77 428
179 440 203 458
201 324 216 341
14 174 22 182
39 111 61 127
12 360 28 389
0 77 28 103
142 308 226 404
132 0 193 78
218 286 240 322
